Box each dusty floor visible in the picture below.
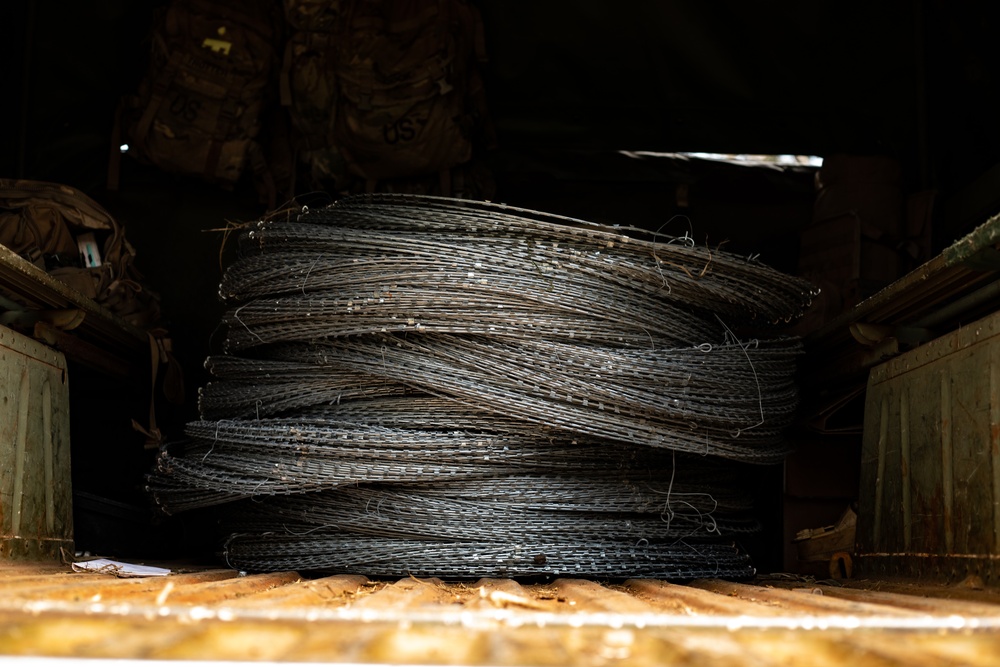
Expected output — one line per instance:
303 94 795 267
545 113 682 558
3 562 1000 665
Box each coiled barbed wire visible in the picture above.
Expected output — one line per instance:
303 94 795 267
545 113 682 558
150 417 753 511
199 333 802 461
221 533 756 580
221 196 816 351
220 475 759 542
236 194 816 327
149 193 816 578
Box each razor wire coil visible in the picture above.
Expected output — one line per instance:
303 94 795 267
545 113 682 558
149 193 816 579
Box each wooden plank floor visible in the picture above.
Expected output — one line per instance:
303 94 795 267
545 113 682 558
2 563 1000 665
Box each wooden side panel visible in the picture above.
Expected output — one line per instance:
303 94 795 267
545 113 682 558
952 339 995 555
0 325 72 561
859 311 1000 581
910 370 945 554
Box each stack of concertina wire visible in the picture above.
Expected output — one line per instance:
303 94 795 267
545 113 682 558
148 193 818 579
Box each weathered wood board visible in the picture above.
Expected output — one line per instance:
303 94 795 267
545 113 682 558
2 564 1000 665
0 325 72 561
859 309 1000 582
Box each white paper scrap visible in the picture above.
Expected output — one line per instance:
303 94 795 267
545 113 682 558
71 558 171 578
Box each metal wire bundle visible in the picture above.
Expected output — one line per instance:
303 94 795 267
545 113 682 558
197 355 417 420
149 193 815 579
208 461 762 578
198 333 802 462
232 194 817 331
220 242 722 348
221 533 755 580
220 197 816 350
220 482 759 541
148 415 748 512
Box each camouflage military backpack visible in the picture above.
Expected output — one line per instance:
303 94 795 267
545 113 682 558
0 179 161 331
116 0 283 202
281 0 492 191
279 1 348 191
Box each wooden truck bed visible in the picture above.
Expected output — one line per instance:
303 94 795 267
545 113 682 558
2 563 1000 665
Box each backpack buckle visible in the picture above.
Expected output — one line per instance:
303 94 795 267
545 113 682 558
436 78 454 95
